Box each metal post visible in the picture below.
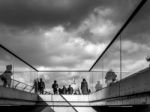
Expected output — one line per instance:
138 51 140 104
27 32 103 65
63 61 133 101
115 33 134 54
120 34 122 80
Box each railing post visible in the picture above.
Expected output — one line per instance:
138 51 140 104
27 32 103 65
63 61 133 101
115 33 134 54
22 85 28 91
14 82 21 89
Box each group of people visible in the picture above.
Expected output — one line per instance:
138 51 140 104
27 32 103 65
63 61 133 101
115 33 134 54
0 64 117 94
52 80 78 95
52 78 91 95
0 64 46 94
58 85 74 95
45 69 118 94
33 78 45 94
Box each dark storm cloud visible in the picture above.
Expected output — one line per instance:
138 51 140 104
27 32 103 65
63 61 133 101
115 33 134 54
0 0 140 29
0 0 103 28
121 0 150 44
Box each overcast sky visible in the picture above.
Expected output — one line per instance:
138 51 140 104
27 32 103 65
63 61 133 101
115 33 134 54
0 0 150 91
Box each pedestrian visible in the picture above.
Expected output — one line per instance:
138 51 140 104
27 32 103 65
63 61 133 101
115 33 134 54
39 78 45 94
33 79 38 94
52 80 58 94
81 78 88 95
95 81 102 92
62 85 67 94
59 87 63 94
68 85 73 94
0 64 13 88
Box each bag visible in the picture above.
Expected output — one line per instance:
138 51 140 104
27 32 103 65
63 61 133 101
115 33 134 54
0 75 6 81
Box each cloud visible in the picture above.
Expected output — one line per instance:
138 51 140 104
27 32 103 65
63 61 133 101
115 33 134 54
0 0 148 93
0 0 139 30
73 7 122 44
0 0 140 71
122 40 150 54
0 0 103 28
121 1 150 44
91 39 150 73
0 25 107 70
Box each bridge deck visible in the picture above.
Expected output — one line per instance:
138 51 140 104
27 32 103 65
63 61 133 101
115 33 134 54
0 67 150 107
0 86 38 105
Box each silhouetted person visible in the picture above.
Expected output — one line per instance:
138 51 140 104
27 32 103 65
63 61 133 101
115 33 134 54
52 80 58 94
81 78 88 95
59 87 63 94
95 81 102 92
33 79 38 94
105 69 117 86
38 78 40 92
68 85 73 94
0 65 13 87
62 85 67 94
39 78 45 94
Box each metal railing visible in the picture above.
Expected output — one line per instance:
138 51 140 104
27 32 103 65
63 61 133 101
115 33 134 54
0 78 52 95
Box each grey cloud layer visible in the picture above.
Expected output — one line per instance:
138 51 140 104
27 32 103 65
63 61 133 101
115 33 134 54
0 0 102 28
121 1 150 44
0 0 146 71
0 0 139 29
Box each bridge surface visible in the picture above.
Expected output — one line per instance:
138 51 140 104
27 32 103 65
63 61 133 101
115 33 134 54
0 67 150 112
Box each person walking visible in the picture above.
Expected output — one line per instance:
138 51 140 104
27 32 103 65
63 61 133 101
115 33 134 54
39 78 45 94
0 65 13 88
52 80 58 94
59 87 63 94
62 85 67 94
95 81 102 92
81 78 88 95
67 85 73 94
33 79 38 94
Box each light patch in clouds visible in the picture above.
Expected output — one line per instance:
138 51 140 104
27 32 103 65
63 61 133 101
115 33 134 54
76 7 121 43
41 25 107 69
90 20 118 37
122 59 148 78
94 8 114 17
122 40 150 54
0 25 107 70
50 0 80 10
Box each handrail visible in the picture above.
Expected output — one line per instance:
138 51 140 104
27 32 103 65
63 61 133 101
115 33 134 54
0 71 51 94
11 79 34 92
13 79 33 88
11 79 52 94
